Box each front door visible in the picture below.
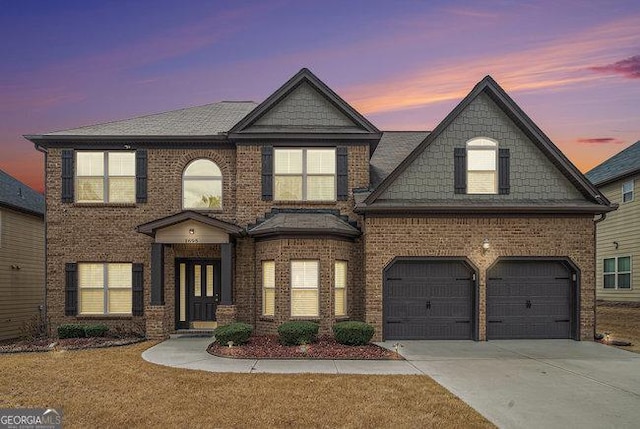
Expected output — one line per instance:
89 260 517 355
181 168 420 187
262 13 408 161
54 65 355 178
176 259 221 329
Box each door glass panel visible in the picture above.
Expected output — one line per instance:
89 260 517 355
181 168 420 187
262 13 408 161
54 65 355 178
194 265 202 297
179 263 186 322
206 265 214 297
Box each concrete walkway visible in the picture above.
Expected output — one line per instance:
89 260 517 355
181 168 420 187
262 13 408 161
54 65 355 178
142 338 640 428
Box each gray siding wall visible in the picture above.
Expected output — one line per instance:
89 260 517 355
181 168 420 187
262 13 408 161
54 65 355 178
0 207 45 340
252 82 356 128
595 175 640 301
379 92 584 201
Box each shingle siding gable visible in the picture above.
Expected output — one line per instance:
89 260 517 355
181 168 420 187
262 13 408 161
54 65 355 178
251 82 357 128
378 92 584 201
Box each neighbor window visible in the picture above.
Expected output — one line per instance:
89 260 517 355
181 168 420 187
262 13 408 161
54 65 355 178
76 152 135 203
183 159 223 209
334 261 347 317
262 261 275 316
622 180 634 203
274 148 336 201
79 263 132 314
291 260 319 317
603 256 631 289
467 138 497 194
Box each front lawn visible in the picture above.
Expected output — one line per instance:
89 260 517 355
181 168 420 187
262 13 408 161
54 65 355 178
597 303 640 353
0 342 493 428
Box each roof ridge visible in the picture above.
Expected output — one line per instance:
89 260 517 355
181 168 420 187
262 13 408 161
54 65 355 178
43 101 257 135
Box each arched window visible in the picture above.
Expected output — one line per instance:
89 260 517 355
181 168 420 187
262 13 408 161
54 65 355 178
182 159 222 209
466 138 497 194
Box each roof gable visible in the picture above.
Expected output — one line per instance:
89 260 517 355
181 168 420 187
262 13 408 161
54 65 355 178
229 68 379 136
586 140 640 186
364 76 610 208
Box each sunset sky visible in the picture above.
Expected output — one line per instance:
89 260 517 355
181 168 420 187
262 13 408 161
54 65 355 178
2 0 639 193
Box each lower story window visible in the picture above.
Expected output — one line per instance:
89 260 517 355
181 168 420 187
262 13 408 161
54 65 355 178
291 260 319 317
262 261 275 316
334 261 347 316
79 263 132 314
604 256 631 289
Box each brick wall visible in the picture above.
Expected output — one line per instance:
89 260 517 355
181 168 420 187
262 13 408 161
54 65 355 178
363 215 596 341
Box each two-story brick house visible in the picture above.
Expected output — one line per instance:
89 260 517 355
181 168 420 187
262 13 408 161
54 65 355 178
26 69 613 341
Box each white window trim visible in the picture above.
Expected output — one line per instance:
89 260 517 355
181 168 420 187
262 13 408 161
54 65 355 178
274 148 337 201
603 256 632 290
182 159 224 210
262 261 275 317
79 262 133 315
75 151 136 203
334 260 347 317
466 137 498 195
290 260 320 318
622 180 634 203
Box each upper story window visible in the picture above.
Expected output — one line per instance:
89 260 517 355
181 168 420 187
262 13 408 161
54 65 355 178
76 151 135 203
622 180 634 203
183 159 222 210
467 138 497 194
274 148 336 201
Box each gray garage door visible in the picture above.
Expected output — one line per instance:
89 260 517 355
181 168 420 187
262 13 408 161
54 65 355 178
487 260 574 339
384 260 475 340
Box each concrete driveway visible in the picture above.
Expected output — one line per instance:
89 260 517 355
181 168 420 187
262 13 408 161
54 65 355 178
379 340 640 429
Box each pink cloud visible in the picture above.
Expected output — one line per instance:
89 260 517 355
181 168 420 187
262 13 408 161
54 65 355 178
590 55 640 79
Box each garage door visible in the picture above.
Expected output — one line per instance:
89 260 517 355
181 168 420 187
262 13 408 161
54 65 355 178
487 260 574 339
384 260 475 340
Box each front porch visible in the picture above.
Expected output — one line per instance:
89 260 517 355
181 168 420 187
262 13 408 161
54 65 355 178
137 211 243 339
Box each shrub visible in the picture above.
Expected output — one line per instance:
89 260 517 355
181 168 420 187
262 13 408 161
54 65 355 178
277 321 319 346
214 323 253 345
57 323 110 339
84 324 109 337
332 321 374 346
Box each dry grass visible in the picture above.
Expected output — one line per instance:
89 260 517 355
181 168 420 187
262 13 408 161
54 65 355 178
597 304 640 353
0 342 493 428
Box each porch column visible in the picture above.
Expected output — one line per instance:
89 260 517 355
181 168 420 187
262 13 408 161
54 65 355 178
221 242 234 305
151 243 165 305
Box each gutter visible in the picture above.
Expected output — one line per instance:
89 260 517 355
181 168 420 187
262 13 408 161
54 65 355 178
354 204 618 215
34 142 48 335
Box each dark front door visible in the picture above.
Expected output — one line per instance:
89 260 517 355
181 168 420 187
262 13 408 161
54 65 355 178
176 259 220 329
487 260 574 339
384 259 475 340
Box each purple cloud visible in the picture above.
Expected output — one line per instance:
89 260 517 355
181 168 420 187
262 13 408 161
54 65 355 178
576 137 625 144
590 55 640 79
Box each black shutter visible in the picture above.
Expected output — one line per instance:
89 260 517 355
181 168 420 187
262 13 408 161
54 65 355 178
454 148 466 194
65 263 78 316
132 263 144 316
499 148 510 195
136 149 148 203
261 146 273 201
61 149 74 203
336 146 348 201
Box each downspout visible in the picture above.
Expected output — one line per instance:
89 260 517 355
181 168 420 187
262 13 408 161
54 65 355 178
34 142 49 335
592 210 609 340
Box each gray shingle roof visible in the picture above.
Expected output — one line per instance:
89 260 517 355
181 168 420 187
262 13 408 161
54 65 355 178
0 169 44 215
42 101 258 136
248 211 360 239
370 131 429 187
585 141 640 186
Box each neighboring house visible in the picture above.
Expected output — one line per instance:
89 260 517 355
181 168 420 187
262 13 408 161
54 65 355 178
586 141 640 302
25 69 613 342
0 169 45 340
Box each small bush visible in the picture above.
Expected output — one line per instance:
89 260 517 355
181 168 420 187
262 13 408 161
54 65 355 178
57 323 110 339
332 321 374 346
277 321 319 346
214 323 253 345
84 324 109 337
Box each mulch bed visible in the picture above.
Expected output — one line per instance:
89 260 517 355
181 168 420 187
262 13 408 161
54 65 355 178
208 335 403 360
0 337 146 354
